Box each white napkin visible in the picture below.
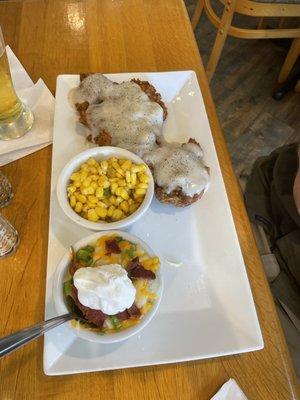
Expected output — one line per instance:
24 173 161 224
0 46 54 166
211 379 248 400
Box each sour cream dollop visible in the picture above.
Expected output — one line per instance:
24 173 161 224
73 264 136 315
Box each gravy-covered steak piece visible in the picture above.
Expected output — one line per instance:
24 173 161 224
73 73 167 156
144 138 210 207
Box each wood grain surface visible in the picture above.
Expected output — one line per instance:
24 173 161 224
0 1 299 399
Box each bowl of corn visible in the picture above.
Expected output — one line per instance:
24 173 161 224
57 147 154 230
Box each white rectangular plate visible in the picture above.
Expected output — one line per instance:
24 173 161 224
44 71 263 376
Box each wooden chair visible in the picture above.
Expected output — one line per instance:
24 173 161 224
191 0 300 82
278 37 300 91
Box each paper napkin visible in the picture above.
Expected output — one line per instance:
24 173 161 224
0 46 54 166
211 379 248 400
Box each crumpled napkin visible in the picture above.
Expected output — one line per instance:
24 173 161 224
0 46 54 166
211 379 248 400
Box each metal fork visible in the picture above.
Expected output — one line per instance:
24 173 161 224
0 313 74 358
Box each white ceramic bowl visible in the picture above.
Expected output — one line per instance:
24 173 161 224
56 146 154 231
52 230 163 343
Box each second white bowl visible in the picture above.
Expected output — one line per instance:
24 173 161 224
56 146 154 231
52 230 163 343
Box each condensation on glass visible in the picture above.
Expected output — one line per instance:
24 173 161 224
0 26 34 140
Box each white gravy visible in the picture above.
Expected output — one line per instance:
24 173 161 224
74 74 163 157
143 142 210 196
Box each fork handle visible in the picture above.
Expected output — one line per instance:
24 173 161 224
0 313 73 358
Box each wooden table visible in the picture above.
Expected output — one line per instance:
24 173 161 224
0 1 299 399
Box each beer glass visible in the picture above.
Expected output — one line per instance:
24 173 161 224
0 27 34 140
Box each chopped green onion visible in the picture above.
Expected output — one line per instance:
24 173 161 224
76 247 94 265
63 278 73 297
109 315 122 329
114 236 123 243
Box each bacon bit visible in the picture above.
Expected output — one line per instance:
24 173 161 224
105 239 121 254
69 261 83 276
115 310 130 321
71 286 107 328
127 304 141 318
127 257 156 280
127 257 140 270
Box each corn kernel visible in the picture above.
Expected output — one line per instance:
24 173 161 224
112 161 120 170
81 187 95 195
117 179 126 187
87 158 96 166
87 201 96 208
138 172 149 183
109 195 117 206
111 182 118 194
97 200 108 208
108 157 118 164
120 188 129 200
102 180 110 189
112 209 123 220
89 166 98 174
129 203 139 213
77 194 87 203
131 165 145 173
73 180 81 188
120 201 129 213
88 195 98 204
80 171 88 182
89 174 99 181
115 187 122 197
107 205 115 217
135 188 146 196
70 195 76 208
82 177 92 188
95 206 108 219
131 173 137 186
80 163 89 171
121 160 132 171
67 185 76 195
100 160 108 172
137 183 148 189
87 209 98 222
70 172 81 181
91 181 98 190
82 204 89 213
95 187 104 199
116 196 123 205
74 202 83 213
125 170 131 183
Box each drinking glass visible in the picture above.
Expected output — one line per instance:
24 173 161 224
0 26 34 140
0 171 13 207
0 214 19 258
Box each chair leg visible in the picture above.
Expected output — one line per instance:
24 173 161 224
257 18 268 29
206 0 236 83
278 17 285 29
278 38 300 83
191 0 204 31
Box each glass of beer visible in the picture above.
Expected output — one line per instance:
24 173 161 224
0 27 34 140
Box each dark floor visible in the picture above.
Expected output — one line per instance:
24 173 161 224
185 1 300 176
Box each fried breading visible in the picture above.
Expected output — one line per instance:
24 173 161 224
74 74 168 145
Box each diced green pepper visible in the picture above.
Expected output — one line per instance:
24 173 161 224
63 278 73 297
103 188 111 197
114 236 123 243
76 246 94 265
122 245 136 260
109 315 122 329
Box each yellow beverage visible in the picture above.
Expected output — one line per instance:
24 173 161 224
0 50 22 121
